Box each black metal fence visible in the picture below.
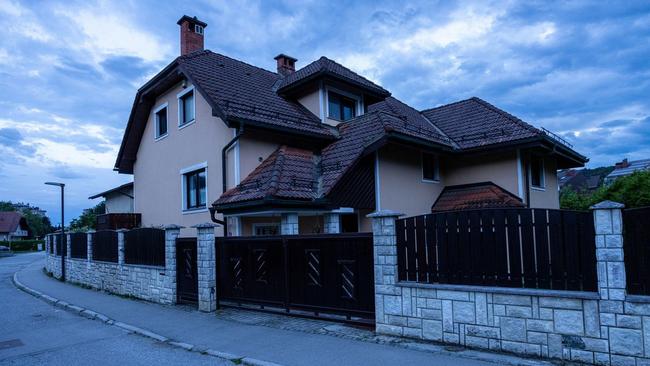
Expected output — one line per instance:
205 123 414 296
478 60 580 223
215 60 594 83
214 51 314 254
55 233 67 256
124 228 165 266
623 206 650 296
396 208 597 292
217 233 375 324
70 232 87 259
92 230 118 262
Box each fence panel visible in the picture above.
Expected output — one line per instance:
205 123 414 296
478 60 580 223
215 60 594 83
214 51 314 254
624 206 650 296
55 233 67 256
92 230 118 262
396 208 597 292
124 228 165 266
70 232 87 259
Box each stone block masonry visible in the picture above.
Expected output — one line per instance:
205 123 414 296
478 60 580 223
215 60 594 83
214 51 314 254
369 202 650 366
45 227 181 306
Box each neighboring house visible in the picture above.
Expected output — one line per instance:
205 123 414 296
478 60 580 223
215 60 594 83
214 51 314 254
89 182 135 213
604 158 650 185
89 182 139 230
0 212 30 241
558 166 613 192
114 15 587 236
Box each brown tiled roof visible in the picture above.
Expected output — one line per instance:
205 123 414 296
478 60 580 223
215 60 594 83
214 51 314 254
277 56 390 98
421 97 542 149
431 182 525 212
0 211 26 234
215 146 319 205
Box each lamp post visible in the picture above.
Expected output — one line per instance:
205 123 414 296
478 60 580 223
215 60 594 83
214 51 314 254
45 182 65 282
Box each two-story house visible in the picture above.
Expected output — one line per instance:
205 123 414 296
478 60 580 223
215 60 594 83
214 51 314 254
114 15 587 237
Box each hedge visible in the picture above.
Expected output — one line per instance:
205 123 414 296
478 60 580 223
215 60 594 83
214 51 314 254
0 240 44 252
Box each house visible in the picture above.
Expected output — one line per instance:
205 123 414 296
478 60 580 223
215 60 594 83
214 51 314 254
604 158 650 185
0 212 30 241
89 182 140 229
558 166 613 192
114 15 587 237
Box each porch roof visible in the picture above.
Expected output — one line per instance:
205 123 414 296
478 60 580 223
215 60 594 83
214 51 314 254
431 182 525 212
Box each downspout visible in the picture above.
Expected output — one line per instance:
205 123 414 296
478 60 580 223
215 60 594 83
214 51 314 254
211 124 244 233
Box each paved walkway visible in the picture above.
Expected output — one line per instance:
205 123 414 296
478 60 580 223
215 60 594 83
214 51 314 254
16 254 551 366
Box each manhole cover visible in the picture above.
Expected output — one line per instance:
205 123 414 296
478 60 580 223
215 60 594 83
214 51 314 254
0 339 24 350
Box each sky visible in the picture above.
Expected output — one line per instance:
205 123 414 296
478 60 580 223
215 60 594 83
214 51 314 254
0 0 649 225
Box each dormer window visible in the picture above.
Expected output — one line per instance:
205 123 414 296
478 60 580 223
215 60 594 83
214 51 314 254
328 91 357 121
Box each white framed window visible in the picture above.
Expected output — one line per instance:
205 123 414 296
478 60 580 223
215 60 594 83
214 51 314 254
325 86 362 122
421 152 440 182
177 86 195 128
180 162 208 212
252 223 280 236
153 103 168 140
194 24 204 34
530 156 545 190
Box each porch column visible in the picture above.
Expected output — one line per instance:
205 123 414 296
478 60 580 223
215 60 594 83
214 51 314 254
163 225 183 305
323 213 340 234
116 229 127 266
367 210 406 337
193 223 218 312
591 200 627 301
281 213 299 235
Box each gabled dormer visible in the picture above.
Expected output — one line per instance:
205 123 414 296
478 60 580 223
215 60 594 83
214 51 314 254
274 55 391 126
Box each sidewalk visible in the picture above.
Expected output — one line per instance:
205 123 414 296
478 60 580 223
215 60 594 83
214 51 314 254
16 256 549 366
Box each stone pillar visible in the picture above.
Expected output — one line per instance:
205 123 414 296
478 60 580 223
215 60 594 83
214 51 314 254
66 233 71 258
163 225 183 305
193 223 218 312
53 234 58 256
591 200 626 301
117 229 127 265
87 230 94 262
323 213 341 234
367 210 405 336
45 234 49 254
281 213 299 235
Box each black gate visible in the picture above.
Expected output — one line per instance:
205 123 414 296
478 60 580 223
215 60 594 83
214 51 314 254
217 233 374 325
176 238 198 304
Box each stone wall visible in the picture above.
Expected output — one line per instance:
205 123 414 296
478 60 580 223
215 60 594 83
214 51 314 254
369 202 650 366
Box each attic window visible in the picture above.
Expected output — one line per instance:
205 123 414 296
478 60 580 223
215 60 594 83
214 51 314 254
328 91 356 121
530 156 545 189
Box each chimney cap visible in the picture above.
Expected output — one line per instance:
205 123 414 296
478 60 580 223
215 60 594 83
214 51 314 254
177 15 208 28
274 54 297 63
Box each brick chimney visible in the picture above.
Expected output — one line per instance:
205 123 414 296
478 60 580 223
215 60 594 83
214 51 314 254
615 158 630 169
274 54 297 76
177 15 207 56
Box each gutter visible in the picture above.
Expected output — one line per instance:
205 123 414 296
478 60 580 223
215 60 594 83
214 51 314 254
213 125 245 232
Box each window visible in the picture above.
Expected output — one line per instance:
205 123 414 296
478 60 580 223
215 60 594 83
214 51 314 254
530 156 545 189
184 168 206 210
328 91 356 121
178 89 195 126
340 213 359 233
154 105 167 138
194 24 204 34
422 152 440 181
253 224 279 236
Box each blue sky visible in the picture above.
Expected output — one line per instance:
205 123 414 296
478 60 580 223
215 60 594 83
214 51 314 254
0 0 649 225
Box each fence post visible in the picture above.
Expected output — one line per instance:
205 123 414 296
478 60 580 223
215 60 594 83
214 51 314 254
193 223 218 312
591 200 627 301
117 229 127 266
367 210 406 336
86 230 94 263
281 213 299 235
163 225 183 305
66 233 71 259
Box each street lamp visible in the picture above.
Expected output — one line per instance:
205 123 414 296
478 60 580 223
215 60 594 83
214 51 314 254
45 182 65 282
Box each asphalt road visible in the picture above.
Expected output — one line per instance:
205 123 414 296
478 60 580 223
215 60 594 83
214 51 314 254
0 252 229 366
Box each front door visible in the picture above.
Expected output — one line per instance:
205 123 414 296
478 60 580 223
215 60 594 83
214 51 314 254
176 238 198 304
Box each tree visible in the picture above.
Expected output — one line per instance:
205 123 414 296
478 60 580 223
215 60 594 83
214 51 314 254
0 201 14 212
69 202 105 231
560 171 650 210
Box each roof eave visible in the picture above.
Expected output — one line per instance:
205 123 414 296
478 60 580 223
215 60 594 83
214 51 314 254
277 72 390 100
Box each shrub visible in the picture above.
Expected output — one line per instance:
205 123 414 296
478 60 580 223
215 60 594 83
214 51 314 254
0 240 44 252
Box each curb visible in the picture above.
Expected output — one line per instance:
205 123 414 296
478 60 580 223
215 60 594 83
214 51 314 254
12 271 285 366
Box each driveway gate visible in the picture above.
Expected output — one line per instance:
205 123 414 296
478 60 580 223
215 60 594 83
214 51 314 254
176 238 198 304
216 233 374 325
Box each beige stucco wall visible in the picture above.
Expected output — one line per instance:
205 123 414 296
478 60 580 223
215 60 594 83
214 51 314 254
527 155 560 209
104 187 134 213
133 82 234 236
237 136 279 186
297 88 321 118
444 151 521 197
378 145 445 217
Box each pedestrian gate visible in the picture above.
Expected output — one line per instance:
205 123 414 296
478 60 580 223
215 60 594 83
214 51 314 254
176 238 198 304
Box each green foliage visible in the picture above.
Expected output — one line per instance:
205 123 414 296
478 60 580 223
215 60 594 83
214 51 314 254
560 171 650 210
69 202 105 231
0 201 14 211
0 240 44 252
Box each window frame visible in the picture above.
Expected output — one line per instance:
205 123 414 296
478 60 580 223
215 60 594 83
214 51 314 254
421 152 440 183
180 162 208 213
325 87 361 122
252 223 280 236
529 156 546 190
194 24 204 34
177 86 196 129
153 103 168 140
